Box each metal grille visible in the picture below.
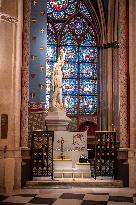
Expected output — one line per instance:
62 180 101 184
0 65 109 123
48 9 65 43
91 131 117 179
31 131 54 179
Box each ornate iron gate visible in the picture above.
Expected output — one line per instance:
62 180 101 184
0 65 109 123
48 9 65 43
31 131 54 179
91 131 117 179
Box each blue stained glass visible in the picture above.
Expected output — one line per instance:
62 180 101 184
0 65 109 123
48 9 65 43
63 63 78 78
65 2 76 14
62 79 78 95
47 33 56 44
61 31 77 45
48 23 55 33
80 2 92 22
45 78 51 95
55 23 63 33
81 33 96 46
46 45 57 62
79 96 97 114
47 0 77 20
45 94 50 109
80 79 97 95
63 95 78 114
50 0 68 11
53 11 65 19
46 62 55 78
80 63 97 79
80 2 97 31
69 17 88 35
47 23 56 44
47 1 52 13
47 0 98 115
79 47 97 62
63 46 78 62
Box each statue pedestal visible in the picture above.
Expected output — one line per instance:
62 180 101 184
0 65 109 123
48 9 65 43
45 111 71 131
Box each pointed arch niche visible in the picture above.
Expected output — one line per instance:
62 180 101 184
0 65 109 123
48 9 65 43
46 0 100 131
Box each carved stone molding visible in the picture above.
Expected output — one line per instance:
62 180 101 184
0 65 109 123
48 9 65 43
119 0 129 148
79 115 97 125
21 0 30 147
0 12 18 24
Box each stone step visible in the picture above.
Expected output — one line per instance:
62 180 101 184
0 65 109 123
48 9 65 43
26 178 123 188
53 170 91 178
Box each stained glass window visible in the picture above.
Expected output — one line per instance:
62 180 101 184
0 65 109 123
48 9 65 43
46 0 98 119
63 46 78 62
47 0 77 20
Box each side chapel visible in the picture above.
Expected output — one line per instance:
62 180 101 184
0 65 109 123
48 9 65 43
0 0 136 192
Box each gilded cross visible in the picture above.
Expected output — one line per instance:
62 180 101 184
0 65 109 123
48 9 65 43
40 28 45 33
33 1 37 6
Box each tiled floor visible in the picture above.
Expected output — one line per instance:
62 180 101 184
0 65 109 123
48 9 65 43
0 187 136 205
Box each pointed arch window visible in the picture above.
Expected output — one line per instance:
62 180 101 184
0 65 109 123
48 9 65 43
46 0 98 116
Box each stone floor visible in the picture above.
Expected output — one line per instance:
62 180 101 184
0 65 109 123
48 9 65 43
0 187 136 205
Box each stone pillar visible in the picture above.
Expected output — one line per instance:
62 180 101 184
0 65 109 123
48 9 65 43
128 0 136 188
0 0 22 192
107 0 114 131
119 0 129 148
107 47 113 130
114 0 129 187
99 48 108 130
13 0 23 189
112 47 119 140
21 0 30 147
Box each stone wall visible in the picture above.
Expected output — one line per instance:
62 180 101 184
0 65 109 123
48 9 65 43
0 0 22 192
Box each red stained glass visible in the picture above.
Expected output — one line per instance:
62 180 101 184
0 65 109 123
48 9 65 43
51 0 68 11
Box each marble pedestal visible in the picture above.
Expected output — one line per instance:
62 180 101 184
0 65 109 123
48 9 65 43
45 111 71 131
53 159 72 170
75 162 91 171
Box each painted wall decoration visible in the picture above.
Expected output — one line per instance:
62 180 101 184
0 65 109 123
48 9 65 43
53 131 87 166
29 0 47 105
73 133 86 151
29 0 99 132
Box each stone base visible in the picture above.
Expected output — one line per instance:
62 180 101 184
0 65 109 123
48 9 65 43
26 179 123 188
53 171 91 178
53 159 72 170
75 163 90 171
0 158 15 192
116 148 129 187
45 111 71 131
21 147 32 187
128 148 136 188
0 148 21 193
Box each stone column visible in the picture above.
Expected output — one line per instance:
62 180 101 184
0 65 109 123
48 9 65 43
119 0 129 148
114 0 129 186
128 0 136 188
99 47 108 130
112 47 119 140
0 0 22 192
13 0 23 189
107 47 113 130
21 0 30 147
107 0 114 131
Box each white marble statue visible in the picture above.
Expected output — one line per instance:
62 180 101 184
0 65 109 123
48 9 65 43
49 47 65 111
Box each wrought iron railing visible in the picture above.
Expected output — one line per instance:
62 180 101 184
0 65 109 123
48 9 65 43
91 131 117 179
31 130 54 179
